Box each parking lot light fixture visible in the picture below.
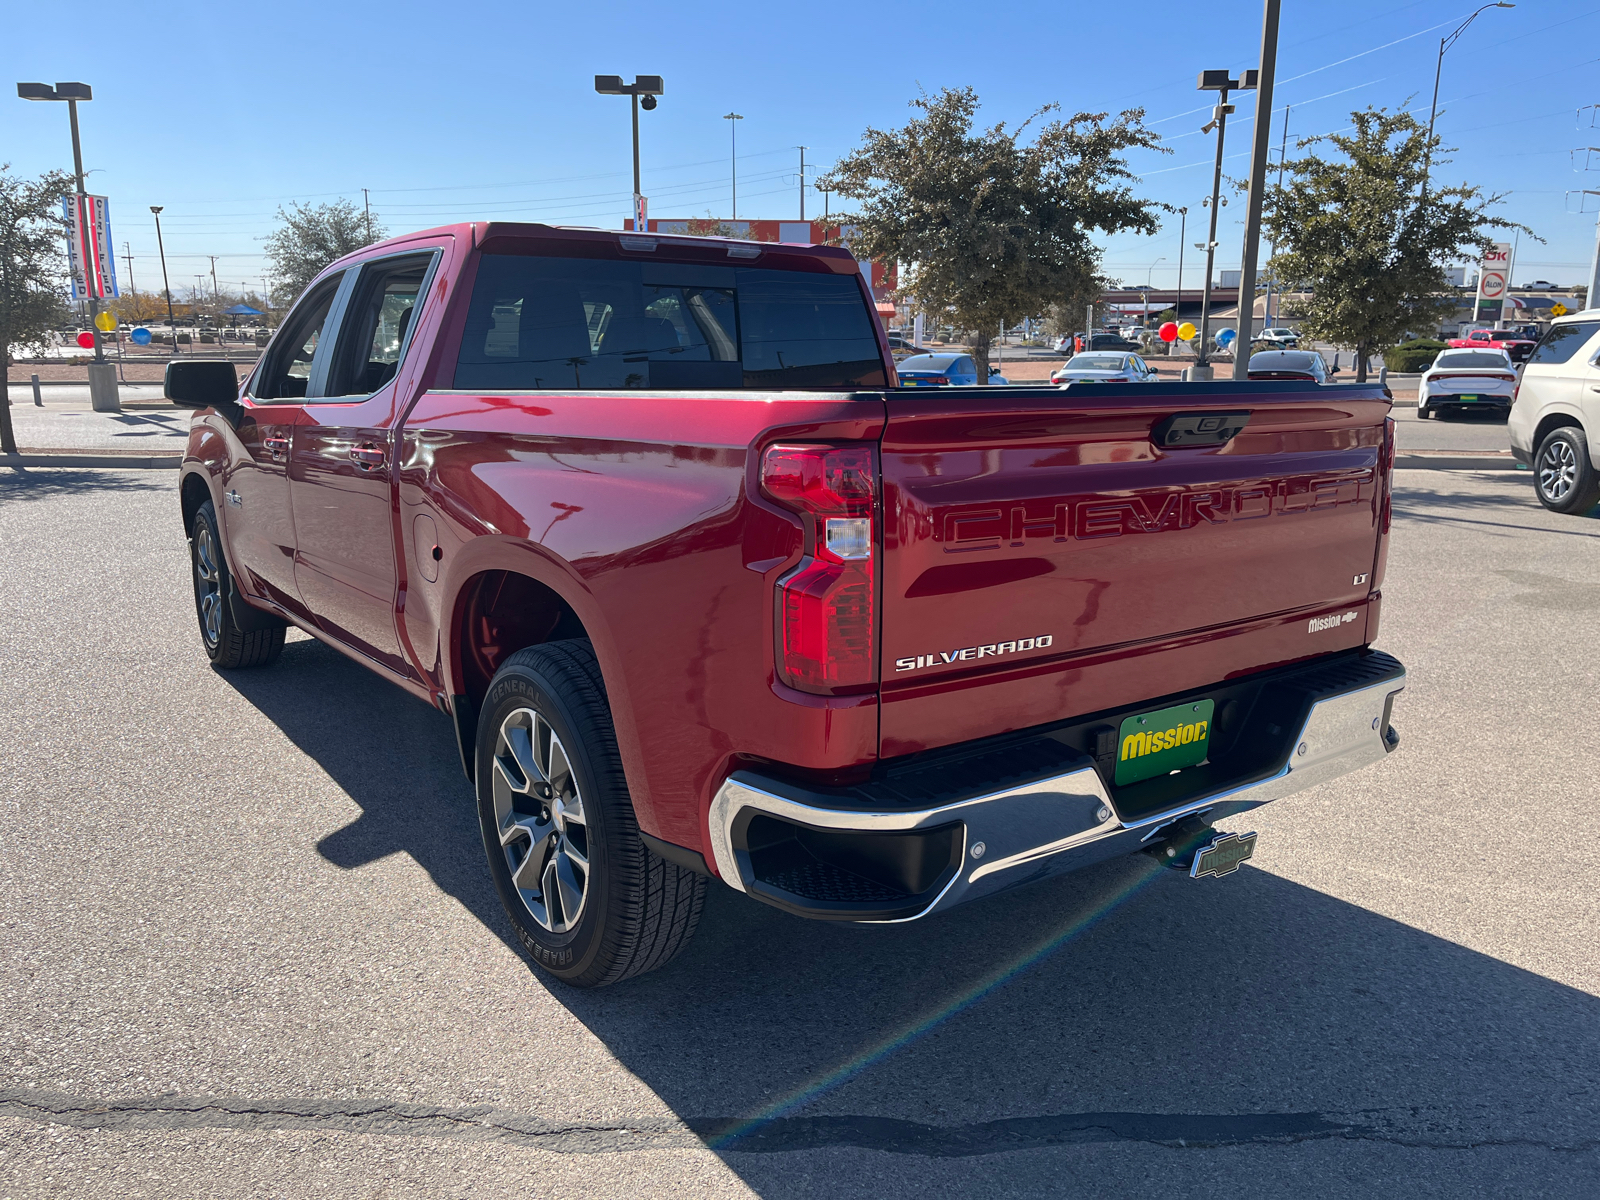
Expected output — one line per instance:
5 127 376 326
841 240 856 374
17 80 107 367
1421 3 1514 204
595 75 664 230
1194 70 1247 373
150 206 179 356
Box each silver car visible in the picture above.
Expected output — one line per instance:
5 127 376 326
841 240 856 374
1051 353 1160 385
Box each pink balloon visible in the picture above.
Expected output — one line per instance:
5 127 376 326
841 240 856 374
1159 321 1179 343
76 331 95 349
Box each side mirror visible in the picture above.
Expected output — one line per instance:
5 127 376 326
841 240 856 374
1328 364 1341 375
989 366 1002 376
165 359 239 408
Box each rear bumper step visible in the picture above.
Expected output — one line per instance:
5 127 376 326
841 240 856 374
708 652 1405 922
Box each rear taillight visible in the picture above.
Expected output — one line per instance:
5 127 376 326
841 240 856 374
929 376 948 385
760 443 878 692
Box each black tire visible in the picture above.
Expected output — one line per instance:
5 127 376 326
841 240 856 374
1533 426 1600 514
475 640 706 987
1416 401 1431 419
190 500 285 668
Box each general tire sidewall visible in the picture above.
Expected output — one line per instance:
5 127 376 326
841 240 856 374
476 666 613 981
191 502 229 663
1536 429 1595 513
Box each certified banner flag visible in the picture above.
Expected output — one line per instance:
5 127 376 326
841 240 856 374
63 194 119 300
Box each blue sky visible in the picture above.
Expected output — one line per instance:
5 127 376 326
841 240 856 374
3 0 1595 299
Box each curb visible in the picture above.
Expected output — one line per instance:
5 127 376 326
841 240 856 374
1395 452 1520 472
2 453 182 469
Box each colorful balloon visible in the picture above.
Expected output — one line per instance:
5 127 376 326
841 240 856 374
1176 322 1197 341
1217 328 1237 347
131 327 152 345
1159 321 1179 342
75 331 94 349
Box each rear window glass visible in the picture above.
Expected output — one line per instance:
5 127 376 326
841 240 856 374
1527 321 1600 367
898 354 961 371
1251 352 1315 368
1067 355 1127 370
453 254 886 390
1435 351 1510 369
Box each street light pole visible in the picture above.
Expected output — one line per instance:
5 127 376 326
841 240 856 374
724 113 744 219
1421 3 1515 203
1174 207 1187 355
150 207 178 357
17 80 122 410
594 76 664 231
1195 70 1242 378
1144 258 1165 329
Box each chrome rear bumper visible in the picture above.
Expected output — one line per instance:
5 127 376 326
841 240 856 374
708 662 1405 922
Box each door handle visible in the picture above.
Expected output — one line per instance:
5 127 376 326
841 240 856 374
264 436 290 457
349 444 387 470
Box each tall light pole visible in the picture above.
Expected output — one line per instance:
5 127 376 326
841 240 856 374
18 80 120 410
1195 69 1253 378
150 207 178 357
1144 257 1166 327
595 76 664 231
1174 207 1188 355
1232 0 1281 379
1421 3 1514 204
797 146 808 221
1262 106 1290 329
724 112 744 219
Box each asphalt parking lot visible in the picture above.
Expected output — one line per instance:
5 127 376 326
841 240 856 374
2 466 1596 1198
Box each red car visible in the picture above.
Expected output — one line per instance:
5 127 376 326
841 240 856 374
1447 328 1537 363
170 222 1406 987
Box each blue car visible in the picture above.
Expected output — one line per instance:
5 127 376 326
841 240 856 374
896 352 1008 386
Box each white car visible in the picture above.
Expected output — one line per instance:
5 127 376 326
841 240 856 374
1417 348 1518 420
1258 327 1299 348
1507 312 1600 512
1051 353 1160 385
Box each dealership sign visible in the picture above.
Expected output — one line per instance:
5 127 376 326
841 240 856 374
63 194 119 300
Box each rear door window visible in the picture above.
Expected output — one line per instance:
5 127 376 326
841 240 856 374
453 254 885 390
1526 321 1600 367
324 253 435 399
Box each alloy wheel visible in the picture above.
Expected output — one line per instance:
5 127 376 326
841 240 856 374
194 523 223 648
491 707 590 933
1539 438 1577 503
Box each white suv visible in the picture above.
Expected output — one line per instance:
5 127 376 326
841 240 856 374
1508 313 1600 513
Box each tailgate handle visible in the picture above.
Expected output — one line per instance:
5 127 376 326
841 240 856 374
1153 411 1250 448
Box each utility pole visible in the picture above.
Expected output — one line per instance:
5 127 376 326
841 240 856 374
150 206 178 356
362 188 373 242
121 241 136 295
798 146 808 220
724 113 744 218
1232 0 1281 379
208 255 220 303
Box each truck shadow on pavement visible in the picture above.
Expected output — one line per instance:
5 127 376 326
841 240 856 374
220 634 1600 1196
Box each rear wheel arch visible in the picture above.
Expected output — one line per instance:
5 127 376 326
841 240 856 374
1532 412 1586 459
450 566 591 720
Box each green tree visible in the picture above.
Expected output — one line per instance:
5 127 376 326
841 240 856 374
1265 105 1529 382
0 165 73 455
818 87 1163 380
263 199 385 305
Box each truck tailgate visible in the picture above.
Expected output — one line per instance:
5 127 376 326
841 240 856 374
878 382 1390 756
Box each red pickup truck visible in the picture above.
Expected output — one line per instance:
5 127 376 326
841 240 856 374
1447 327 1537 362
171 223 1405 987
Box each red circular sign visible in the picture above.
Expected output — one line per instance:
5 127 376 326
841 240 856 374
75 331 94 349
1481 271 1507 299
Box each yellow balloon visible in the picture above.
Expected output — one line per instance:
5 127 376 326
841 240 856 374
1176 321 1197 341
95 311 117 332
